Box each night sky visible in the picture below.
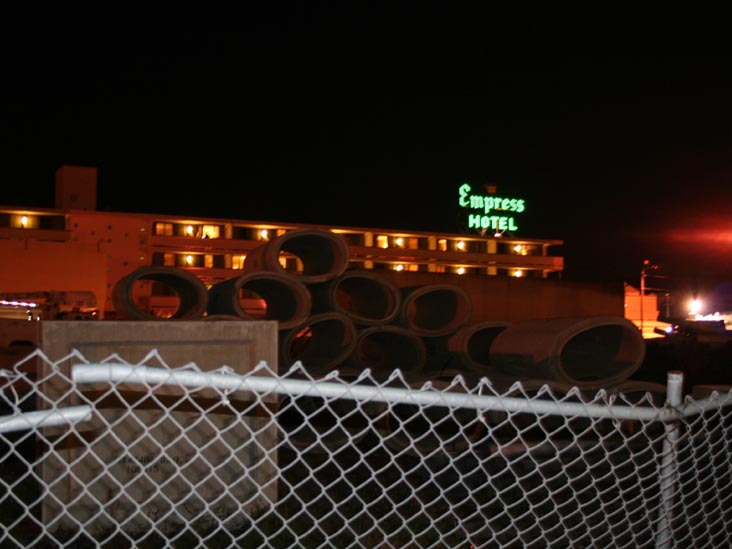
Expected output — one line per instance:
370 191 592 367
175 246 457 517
3 7 732 312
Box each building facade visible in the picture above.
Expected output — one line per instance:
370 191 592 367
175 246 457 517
0 166 626 323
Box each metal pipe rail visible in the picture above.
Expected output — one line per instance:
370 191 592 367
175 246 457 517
0 405 92 434
72 362 680 422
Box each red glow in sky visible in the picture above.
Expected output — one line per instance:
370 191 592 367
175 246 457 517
666 226 732 250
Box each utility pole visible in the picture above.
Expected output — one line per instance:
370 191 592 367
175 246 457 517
640 265 645 336
640 259 658 336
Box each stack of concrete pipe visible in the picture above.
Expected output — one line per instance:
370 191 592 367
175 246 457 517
112 228 656 451
113 227 649 390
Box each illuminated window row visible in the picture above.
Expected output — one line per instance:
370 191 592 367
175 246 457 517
154 248 538 279
365 262 531 277
154 222 222 239
153 252 303 272
378 235 536 255
149 221 541 258
4 214 65 230
4 215 543 263
153 252 224 269
152 221 300 243
376 235 424 249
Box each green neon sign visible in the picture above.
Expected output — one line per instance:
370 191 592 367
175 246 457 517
458 183 525 233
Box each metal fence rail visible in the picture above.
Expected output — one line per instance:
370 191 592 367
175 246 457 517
1 350 731 548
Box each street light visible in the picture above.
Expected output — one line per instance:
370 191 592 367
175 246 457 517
689 297 702 317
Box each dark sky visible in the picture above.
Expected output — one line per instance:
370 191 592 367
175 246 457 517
3 6 732 310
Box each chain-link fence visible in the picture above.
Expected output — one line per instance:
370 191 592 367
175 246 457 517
1 349 730 548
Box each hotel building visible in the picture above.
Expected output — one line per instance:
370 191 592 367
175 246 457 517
0 165 624 323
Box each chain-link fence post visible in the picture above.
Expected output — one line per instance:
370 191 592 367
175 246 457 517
656 370 684 549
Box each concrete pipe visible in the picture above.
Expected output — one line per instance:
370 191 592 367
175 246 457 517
489 316 646 390
398 284 472 337
419 321 513 378
206 271 311 331
243 227 350 285
112 266 208 320
279 312 357 375
344 325 427 376
310 270 401 326
381 377 487 455
417 336 461 379
448 321 512 372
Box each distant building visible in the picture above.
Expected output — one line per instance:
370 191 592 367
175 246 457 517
623 283 671 339
0 165 626 323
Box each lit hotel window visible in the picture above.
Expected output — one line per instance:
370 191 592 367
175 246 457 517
456 241 466 251
232 255 246 269
185 255 195 266
457 267 466 275
260 229 270 241
12 214 37 229
186 225 195 236
513 270 523 278
437 239 447 252
204 255 213 268
280 257 302 272
154 223 173 236
201 225 220 239
395 264 404 271
395 237 405 248
163 253 175 267
514 244 527 256
377 235 389 248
